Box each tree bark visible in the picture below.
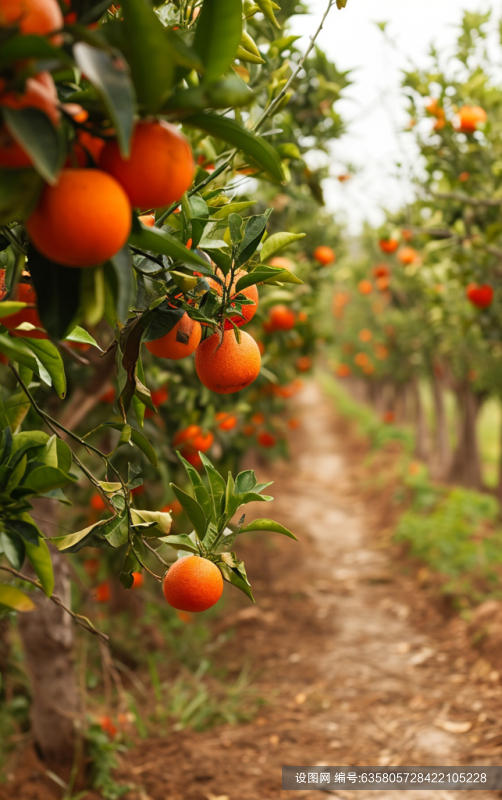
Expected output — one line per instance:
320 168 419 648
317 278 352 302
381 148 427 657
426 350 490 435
431 372 451 478
411 378 429 461
447 384 484 489
17 499 79 768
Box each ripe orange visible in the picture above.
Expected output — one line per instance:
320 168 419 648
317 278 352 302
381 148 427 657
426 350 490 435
372 264 390 279
0 0 64 42
144 386 169 417
397 246 417 265
145 313 202 360
90 493 106 511
297 310 308 323
358 280 373 295
251 412 264 425
131 484 144 497
94 580 110 603
269 256 293 271
83 558 100 578
336 363 351 378
376 275 390 291
206 268 259 329
71 129 105 167
379 238 398 254
99 120 194 209
215 411 237 431
257 431 276 448
382 410 395 424
100 387 115 404
296 355 312 372
375 344 389 360
162 500 183 516
354 352 369 367
180 450 203 469
195 329 261 394
100 716 117 737
313 245 335 265
268 304 295 331
257 340 265 355
242 424 255 436
173 425 213 454
358 329 372 343
131 571 143 589
26 169 131 267
455 105 487 134
459 171 470 183
0 278 48 339
288 417 300 430
163 556 223 612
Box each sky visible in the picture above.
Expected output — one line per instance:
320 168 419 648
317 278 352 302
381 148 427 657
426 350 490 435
289 0 496 232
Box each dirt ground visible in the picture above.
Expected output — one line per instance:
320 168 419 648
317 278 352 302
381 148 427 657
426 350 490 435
3 381 502 800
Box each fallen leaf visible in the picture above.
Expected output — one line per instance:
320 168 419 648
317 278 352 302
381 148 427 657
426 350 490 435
435 718 473 734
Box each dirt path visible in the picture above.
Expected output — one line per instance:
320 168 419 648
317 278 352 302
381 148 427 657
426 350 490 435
119 381 502 800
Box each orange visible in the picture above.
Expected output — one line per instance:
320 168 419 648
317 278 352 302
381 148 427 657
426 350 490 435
376 275 390 291
83 558 100 578
144 386 169 417
378 239 398 254
139 214 155 227
173 425 213 454
257 431 276 448
397 246 417 265
90 493 106 511
375 344 389 360
382 410 395 424
71 129 105 167
288 417 300 430
336 363 351 378
268 304 295 331
94 580 110 603
206 268 258 329
402 229 413 241
297 310 308 323
257 340 265 355
269 256 293 271
99 120 194 209
100 386 115 404
242 424 255 436
313 245 335 265
251 412 264 425
358 280 373 295
0 278 48 339
180 449 203 469
354 352 369 367
296 355 312 372
100 716 117 737
215 411 237 431
459 171 470 183
455 105 487 134
162 556 223 612
26 169 131 267
0 72 60 168
131 484 144 497
0 0 64 42
358 329 372 343
162 500 182 516
372 264 390 279
195 329 261 394
131 571 143 589
145 313 201 360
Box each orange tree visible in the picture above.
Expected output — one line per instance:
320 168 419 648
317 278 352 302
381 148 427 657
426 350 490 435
331 10 502 493
0 0 350 774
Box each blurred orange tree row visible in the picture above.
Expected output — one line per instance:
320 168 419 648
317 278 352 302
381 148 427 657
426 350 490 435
330 11 502 497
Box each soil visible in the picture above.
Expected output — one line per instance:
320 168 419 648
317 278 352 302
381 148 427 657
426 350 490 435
3 381 502 800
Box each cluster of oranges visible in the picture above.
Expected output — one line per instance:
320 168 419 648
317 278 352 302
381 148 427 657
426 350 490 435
425 99 487 135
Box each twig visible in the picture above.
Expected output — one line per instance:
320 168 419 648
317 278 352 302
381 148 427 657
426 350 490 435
430 190 502 208
141 537 170 569
0 564 109 644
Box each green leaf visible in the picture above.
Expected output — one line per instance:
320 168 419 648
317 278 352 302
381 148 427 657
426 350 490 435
0 168 43 225
0 34 74 70
158 534 199 554
238 518 297 539
218 556 254 601
0 333 40 376
236 211 271 267
0 530 24 569
130 508 172 536
211 201 256 220
170 483 207 541
177 451 213 521
25 466 76 493
192 0 242 82
183 113 287 183
143 305 184 343
27 244 81 339
0 302 28 319
91 422 158 467
102 514 129 548
53 522 101 551
64 326 100 350
108 245 134 324
22 338 66 398
73 42 135 156
0 584 35 612
2 107 64 185
199 453 227 518
166 74 253 111
24 537 54 596
235 265 283 292
261 231 305 261
128 224 210 267
5 515 41 544
234 469 257 493
119 0 174 114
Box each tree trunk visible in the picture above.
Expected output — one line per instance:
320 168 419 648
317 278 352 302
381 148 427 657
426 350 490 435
431 372 451 479
447 384 484 489
17 499 79 768
411 378 428 461
495 399 502 508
